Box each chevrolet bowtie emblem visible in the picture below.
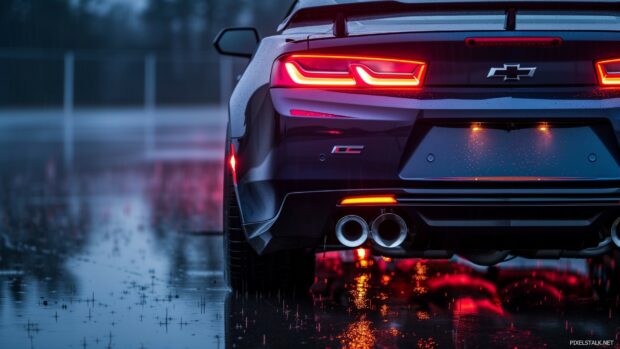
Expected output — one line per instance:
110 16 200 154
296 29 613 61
487 64 537 81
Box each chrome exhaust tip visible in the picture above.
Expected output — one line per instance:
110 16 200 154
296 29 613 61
371 213 408 248
335 215 369 248
611 217 620 248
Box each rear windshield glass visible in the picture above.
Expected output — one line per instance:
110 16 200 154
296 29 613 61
516 11 620 30
340 11 620 34
347 12 506 34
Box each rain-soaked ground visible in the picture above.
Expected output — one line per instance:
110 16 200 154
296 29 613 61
1 108 619 349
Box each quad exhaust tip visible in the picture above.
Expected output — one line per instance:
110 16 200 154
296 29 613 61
611 217 620 249
335 215 369 248
371 213 408 248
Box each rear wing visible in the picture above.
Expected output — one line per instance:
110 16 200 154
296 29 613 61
278 0 620 36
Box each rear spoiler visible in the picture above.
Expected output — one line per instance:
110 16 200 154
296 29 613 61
278 0 620 36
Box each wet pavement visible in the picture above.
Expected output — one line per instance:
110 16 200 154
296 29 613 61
1 108 620 349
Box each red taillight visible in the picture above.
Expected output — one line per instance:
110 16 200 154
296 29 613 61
596 58 620 86
272 54 427 88
465 37 562 47
289 109 346 118
229 143 237 185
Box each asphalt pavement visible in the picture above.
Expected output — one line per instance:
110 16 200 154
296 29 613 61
0 107 618 349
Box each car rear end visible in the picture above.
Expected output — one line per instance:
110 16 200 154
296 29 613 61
230 0 620 262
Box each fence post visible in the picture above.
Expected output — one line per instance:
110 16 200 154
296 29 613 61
144 53 156 157
63 51 74 170
219 56 233 107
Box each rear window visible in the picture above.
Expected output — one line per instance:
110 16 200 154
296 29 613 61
516 11 620 30
291 10 620 35
347 11 507 34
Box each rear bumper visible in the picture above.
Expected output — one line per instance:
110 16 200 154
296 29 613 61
241 184 620 255
232 88 620 255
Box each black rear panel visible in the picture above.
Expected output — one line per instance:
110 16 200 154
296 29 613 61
401 120 620 180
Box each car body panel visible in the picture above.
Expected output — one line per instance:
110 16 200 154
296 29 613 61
225 1 620 258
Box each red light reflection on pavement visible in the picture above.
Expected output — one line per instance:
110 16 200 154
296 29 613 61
311 250 606 348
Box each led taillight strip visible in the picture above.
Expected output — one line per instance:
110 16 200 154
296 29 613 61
596 58 620 86
284 62 356 86
353 65 426 87
340 195 397 205
273 54 427 88
465 37 562 47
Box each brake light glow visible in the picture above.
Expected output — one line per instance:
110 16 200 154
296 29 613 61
340 195 397 205
273 54 427 88
229 144 237 185
353 64 426 87
284 62 356 86
596 58 620 86
466 37 562 47
289 109 346 118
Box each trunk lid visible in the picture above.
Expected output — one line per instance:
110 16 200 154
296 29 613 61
306 31 620 87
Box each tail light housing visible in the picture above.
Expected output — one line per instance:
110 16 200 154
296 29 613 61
272 54 427 88
596 58 620 86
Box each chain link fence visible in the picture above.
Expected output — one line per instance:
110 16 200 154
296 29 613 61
0 49 246 108
0 49 246 169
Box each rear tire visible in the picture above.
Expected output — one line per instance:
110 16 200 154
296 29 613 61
223 143 315 294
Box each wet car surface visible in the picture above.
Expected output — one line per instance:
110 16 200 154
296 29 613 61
0 111 619 349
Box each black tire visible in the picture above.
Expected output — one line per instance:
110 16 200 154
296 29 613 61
588 251 620 301
223 141 315 295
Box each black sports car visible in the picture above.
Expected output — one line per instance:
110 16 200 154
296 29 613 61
214 0 620 292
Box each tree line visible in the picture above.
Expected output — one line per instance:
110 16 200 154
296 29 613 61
0 0 290 52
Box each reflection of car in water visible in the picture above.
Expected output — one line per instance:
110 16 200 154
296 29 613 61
308 251 611 348
214 0 620 292
313 250 595 309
